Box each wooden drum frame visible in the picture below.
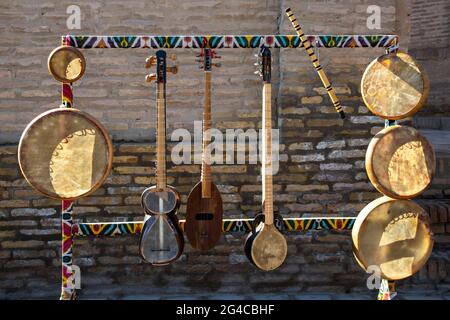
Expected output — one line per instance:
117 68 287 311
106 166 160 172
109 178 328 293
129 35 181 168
18 108 113 200
352 196 434 281
361 51 429 120
366 125 436 199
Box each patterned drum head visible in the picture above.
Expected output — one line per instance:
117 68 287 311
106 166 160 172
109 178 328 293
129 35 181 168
361 52 429 120
48 46 86 83
352 196 434 281
18 108 113 200
366 125 435 199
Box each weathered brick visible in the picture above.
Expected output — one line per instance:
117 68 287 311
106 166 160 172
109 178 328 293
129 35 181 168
113 156 139 164
10 208 56 217
286 184 329 192
0 200 29 208
306 119 344 127
291 154 325 163
320 163 352 171
328 149 366 159
281 107 311 115
2 240 45 249
288 142 313 151
301 96 323 104
316 140 346 149
78 197 123 206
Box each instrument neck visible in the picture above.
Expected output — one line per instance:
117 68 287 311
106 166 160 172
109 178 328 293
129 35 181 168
156 82 167 190
201 71 212 198
262 82 273 225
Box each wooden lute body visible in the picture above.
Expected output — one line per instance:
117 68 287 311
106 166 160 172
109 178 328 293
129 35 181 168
185 48 223 251
244 47 287 271
139 50 184 265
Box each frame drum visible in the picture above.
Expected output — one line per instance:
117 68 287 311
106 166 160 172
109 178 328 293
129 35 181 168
18 108 113 200
366 125 435 199
361 52 429 120
48 46 86 83
352 196 434 281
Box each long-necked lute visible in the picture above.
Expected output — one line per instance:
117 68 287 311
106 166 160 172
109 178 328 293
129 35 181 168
139 50 184 265
185 48 223 251
244 47 287 271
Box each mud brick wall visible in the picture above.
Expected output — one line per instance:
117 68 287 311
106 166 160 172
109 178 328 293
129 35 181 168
0 0 449 299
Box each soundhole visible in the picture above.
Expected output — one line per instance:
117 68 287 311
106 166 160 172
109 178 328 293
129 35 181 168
140 215 179 263
195 213 214 220
142 188 177 214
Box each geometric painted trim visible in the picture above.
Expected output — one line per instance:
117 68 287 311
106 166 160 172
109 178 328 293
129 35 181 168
63 35 399 49
73 217 356 236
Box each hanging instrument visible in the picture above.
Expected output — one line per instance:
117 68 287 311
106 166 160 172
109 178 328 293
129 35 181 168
185 48 223 251
139 50 184 265
366 125 435 199
244 46 287 271
361 51 429 120
18 107 113 200
285 7 345 119
352 196 434 280
48 45 86 83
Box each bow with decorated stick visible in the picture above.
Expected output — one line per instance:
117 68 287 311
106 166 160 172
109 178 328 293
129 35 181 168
285 7 345 119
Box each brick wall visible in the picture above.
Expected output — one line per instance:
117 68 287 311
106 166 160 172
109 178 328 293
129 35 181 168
0 0 449 299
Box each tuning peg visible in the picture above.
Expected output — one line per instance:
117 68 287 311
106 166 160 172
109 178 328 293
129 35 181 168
167 66 178 74
145 56 157 68
212 63 221 68
145 73 157 82
168 53 177 61
195 59 202 63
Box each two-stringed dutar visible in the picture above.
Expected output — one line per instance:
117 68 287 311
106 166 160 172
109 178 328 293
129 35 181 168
185 48 223 251
139 50 184 265
244 47 287 271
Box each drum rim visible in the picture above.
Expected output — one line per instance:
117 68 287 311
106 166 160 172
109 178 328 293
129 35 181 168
47 45 86 83
18 107 113 200
361 51 429 120
365 125 436 199
352 196 434 281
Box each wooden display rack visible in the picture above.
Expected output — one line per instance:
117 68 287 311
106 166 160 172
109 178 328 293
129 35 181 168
58 33 399 300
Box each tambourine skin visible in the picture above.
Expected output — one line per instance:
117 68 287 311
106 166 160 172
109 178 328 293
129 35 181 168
18 108 113 200
361 52 429 120
352 196 434 281
366 125 435 199
48 45 86 83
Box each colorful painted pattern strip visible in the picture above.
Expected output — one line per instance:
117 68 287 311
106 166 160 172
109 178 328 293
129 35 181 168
377 279 397 300
73 217 356 236
63 35 398 49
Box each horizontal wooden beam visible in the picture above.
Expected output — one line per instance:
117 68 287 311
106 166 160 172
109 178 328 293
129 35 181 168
63 34 399 49
73 217 356 236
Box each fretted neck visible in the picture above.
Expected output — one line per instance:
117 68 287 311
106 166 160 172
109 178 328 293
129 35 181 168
262 83 273 225
201 71 212 198
156 82 167 190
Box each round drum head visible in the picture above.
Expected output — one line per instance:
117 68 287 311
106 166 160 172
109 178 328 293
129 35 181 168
361 52 429 120
48 46 86 83
352 196 434 281
366 125 435 199
18 108 113 200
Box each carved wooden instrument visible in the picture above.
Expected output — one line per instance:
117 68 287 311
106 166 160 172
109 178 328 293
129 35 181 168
139 50 184 265
18 107 113 200
185 48 223 251
285 7 345 119
244 47 287 271
352 196 434 280
361 52 429 120
366 125 435 199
